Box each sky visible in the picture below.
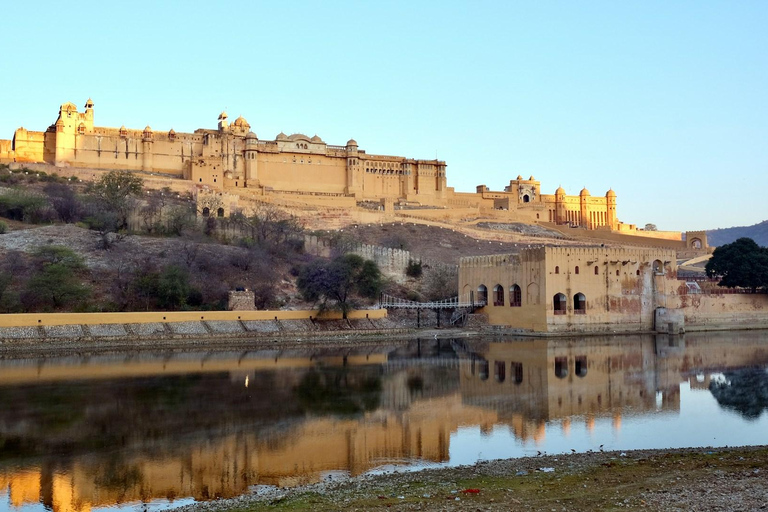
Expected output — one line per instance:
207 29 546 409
1 1 766 231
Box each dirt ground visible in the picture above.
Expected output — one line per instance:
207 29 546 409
175 446 768 512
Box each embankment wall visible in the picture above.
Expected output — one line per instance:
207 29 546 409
0 308 386 327
677 293 768 331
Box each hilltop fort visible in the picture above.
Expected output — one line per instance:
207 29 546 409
1 99 704 249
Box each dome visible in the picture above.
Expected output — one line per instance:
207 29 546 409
168 128 176 135
218 111 228 120
310 134 323 143
288 133 310 141
233 115 249 127
143 125 152 132
346 138 358 146
606 188 616 198
246 131 258 140
276 132 288 140
580 187 590 196
555 185 566 196
516 175 523 180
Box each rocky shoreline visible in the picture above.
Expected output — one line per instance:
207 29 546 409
173 445 768 511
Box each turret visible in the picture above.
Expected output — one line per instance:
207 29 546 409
555 185 566 224
142 126 153 172
54 102 78 165
244 131 259 187
606 189 617 229
83 98 94 131
232 115 250 136
579 187 590 228
218 111 229 132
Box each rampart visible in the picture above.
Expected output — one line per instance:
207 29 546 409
303 234 456 280
0 309 403 345
675 293 768 332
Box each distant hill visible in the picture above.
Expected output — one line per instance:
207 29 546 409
708 220 768 247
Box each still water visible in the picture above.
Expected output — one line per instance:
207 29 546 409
1 331 768 512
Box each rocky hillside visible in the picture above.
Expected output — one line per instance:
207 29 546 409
708 220 768 247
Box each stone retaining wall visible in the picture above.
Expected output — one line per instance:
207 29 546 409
0 318 410 344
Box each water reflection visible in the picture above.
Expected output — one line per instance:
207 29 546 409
1 332 768 512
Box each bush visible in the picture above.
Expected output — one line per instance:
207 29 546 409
0 192 54 223
406 260 423 278
0 220 6 234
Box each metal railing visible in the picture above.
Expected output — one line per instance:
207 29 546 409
378 293 485 310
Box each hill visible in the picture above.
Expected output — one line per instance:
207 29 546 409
708 220 768 247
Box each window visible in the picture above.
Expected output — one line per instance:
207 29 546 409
510 284 521 307
477 285 488 305
511 362 523 384
494 361 506 382
555 266 560 274
217 207 224 217
479 360 489 381
575 356 588 377
594 266 599 275
555 357 568 378
575 266 579 275
553 293 567 314
574 293 586 314
616 269 620 276
636 269 640 275
493 284 504 306
202 207 210 217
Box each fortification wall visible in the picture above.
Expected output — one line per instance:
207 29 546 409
540 222 685 249
675 293 768 331
303 235 454 281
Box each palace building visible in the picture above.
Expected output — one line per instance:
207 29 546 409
0 100 447 203
2 99 655 235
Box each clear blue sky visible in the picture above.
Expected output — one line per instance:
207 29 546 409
2 1 766 231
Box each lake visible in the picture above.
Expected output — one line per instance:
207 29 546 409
1 331 768 512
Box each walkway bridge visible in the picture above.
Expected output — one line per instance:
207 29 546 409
378 293 486 327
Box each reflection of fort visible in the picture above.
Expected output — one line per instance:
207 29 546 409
0 393 497 512
0 346 494 512
3 334 768 511
457 332 768 442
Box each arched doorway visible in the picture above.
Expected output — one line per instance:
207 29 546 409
573 293 586 314
510 284 521 307
493 284 504 306
217 207 225 217
522 194 530 203
553 293 567 314
477 285 488 305
202 207 210 217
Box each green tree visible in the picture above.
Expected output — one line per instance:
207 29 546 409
23 246 90 310
91 170 144 231
705 238 768 292
156 265 192 309
297 254 382 318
